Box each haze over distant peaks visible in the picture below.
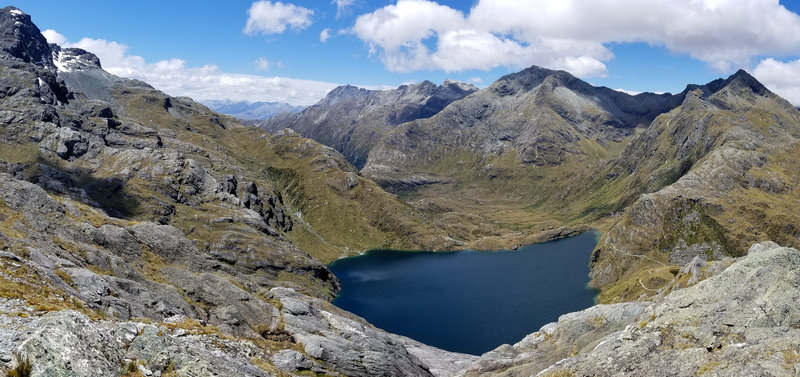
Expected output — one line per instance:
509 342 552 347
203 99 305 120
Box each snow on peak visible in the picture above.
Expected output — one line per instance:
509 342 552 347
53 50 70 72
9 9 23 16
51 46 102 73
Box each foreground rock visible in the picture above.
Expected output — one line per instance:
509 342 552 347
271 287 477 377
0 170 474 376
459 241 800 377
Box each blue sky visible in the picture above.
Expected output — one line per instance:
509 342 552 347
18 0 800 106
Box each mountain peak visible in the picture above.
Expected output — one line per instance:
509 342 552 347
722 68 768 95
490 65 588 97
442 79 478 93
326 84 367 99
51 44 102 72
0 6 53 69
678 68 771 104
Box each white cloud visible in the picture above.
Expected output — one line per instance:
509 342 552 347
352 0 800 77
56 34 336 106
332 0 356 18
41 29 67 45
469 76 482 84
254 57 270 70
614 88 641 96
244 1 313 35
754 58 800 105
320 28 331 43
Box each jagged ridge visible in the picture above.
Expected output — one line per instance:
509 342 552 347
255 79 478 169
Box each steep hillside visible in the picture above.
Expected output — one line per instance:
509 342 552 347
255 80 477 169
355 67 681 249
588 70 800 302
363 66 682 187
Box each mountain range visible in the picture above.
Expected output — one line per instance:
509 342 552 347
203 99 304 120
264 60 800 303
254 80 478 169
0 6 799 377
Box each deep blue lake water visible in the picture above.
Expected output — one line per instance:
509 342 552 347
329 231 600 355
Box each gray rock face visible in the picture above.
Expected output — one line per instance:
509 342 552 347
0 173 64 215
271 349 313 372
0 7 53 70
256 80 478 169
269 287 477 377
459 302 645 377
126 222 198 261
463 242 800 377
51 45 101 71
13 309 273 377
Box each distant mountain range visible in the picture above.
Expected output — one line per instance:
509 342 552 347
203 99 305 120
254 80 478 169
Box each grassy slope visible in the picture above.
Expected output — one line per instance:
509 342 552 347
110 87 451 264
589 86 800 303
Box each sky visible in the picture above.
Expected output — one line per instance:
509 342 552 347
17 0 800 106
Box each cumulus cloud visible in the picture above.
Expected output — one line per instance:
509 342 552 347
244 1 313 35
41 29 67 45
55 34 336 106
754 58 800 105
352 0 800 77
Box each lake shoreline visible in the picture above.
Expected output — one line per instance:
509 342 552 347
329 232 600 355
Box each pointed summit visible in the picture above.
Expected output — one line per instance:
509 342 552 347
721 68 768 95
489 65 598 97
0 7 53 69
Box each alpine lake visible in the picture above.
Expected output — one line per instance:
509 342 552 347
329 231 600 355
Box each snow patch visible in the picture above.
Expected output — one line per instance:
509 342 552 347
9 9 23 16
52 51 71 73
